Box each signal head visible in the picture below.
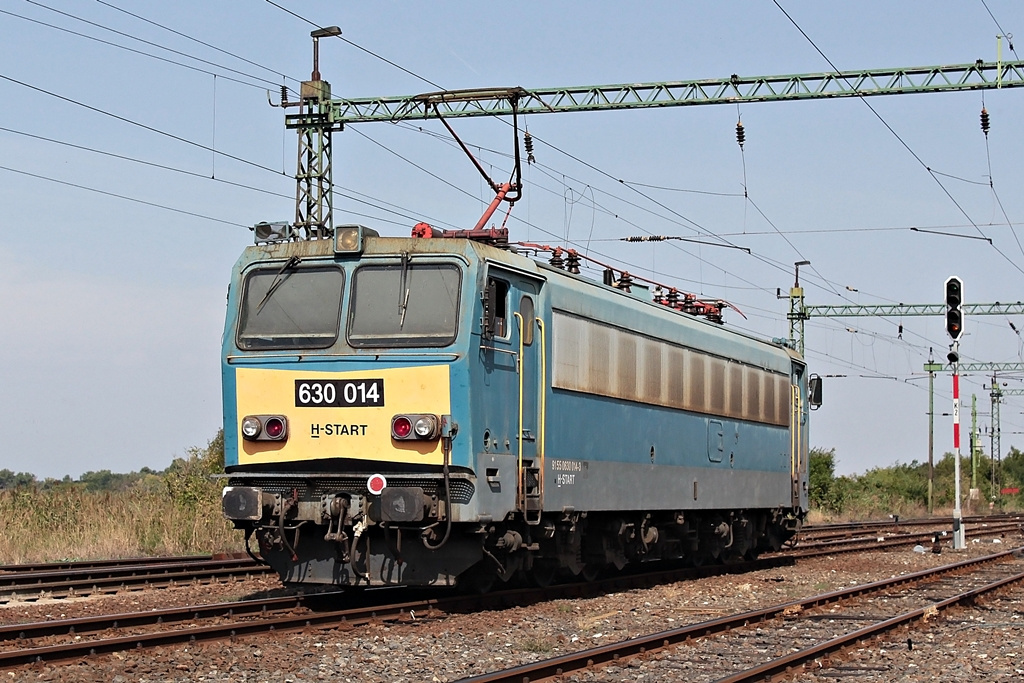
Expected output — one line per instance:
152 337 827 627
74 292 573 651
944 276 964 341
945 277 962 308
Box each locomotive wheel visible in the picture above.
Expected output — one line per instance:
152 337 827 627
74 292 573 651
721 550 746 565
457 561 497 594
529 559 559 587
689 549 713 567
580 562 602 582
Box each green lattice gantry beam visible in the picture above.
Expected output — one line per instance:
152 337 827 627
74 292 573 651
289 60 1024 127
805 302 1024 318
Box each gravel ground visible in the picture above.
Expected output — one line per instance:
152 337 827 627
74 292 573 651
3 536 1022 682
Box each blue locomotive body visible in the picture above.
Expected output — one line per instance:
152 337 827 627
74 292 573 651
221 227 812 589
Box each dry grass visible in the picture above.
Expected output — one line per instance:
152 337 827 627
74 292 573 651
0 486 242 565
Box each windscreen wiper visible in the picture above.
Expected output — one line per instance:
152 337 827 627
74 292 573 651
255 255 301 314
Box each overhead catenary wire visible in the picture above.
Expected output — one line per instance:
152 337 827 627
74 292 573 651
0 8 280 92
0 124 463 232
310 27 872 312
263 0 444 90
0 72 287 177
772 0 1024 279
978 102 1024 260
94 0 293 83
9 2 1008 384
0 163 246 227
20 0 294 93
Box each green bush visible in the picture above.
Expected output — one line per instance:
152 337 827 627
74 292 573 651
0 431 239 564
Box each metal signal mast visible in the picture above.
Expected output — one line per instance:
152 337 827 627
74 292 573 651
276 34 1024 237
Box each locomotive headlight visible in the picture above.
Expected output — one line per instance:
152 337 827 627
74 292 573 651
333 225 379 255
414 416 438 438
241 416 262 440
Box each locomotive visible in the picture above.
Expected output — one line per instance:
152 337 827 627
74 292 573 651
220 220 820 590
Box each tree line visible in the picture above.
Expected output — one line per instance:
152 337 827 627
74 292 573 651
809 446 1024 517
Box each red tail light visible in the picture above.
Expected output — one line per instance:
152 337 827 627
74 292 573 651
264 417 285 439
391 416 413 439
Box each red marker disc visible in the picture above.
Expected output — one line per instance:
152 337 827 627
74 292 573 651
367 474 387 496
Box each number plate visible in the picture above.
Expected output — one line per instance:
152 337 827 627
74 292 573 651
294 379 385 407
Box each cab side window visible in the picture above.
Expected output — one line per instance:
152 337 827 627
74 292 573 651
520 295 535 346
484 277 509 339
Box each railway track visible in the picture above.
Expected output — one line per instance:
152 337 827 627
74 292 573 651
799 513 1023 543
0 524 1019 673
0 555 272 603
0 555 797 668
786 521 1021 556
458 546 1024 682
2 521 1021 670
0 516 1016 603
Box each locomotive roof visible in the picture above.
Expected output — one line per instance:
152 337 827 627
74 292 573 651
236 233 799 369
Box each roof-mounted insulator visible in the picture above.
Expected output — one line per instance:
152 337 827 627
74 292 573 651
704 305 724 325
565 249 581 274
614 272 633 293
680 293 700 315
524 131 535 164
666 288 680 308
736 120 745 148
981 107 990 137
549 248 565 269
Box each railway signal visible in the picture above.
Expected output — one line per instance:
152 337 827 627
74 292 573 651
944 276 965 549
945 276 964 342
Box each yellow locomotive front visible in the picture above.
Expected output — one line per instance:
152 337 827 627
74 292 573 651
220 227 485 587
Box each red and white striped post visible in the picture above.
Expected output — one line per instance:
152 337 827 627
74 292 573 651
952 358 965 549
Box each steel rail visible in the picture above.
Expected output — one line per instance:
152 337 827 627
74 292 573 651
3 526 1011 643
0 597 430 668
791 522 1020 553
453 547 1024 683
0 518 1013 603
0 557 262 586
0 555 225 574
0 558 270 602
714 565 1024 682
801 513 1023 535
2 534 1020 669
0 594 308 642
0 556 795 668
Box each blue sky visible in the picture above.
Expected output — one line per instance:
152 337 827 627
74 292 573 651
2 1 1023 479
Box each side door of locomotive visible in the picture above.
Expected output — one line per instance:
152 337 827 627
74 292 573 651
481 264 546 522
789 360 810 511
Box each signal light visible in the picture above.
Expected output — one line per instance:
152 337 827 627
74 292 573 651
240 415 288 442
264 417 285 439
391 416 413 439
944 276 964 341
391 414 440 441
